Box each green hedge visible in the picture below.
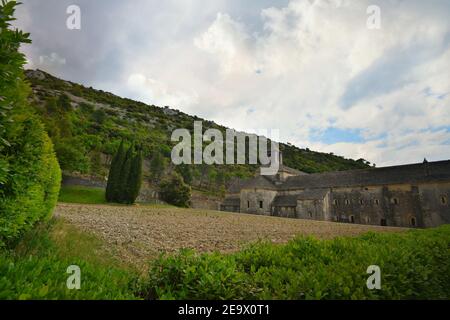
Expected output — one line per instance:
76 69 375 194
0 1 61 246
138 225 450 300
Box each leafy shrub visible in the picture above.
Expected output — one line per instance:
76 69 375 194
0 115 61 245
138 225 450 300
0 0 61 246
159 173 191 208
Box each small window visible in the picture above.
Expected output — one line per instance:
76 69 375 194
410 217 417 227
441 196 448 205
309 211 313 218
247 201 250 209
374 199 380 206
392 198 399 205
350 215 355 223
259 201 263 209
359 199 364 205
345 199 350 205
380 219 387 226
334 199 339 206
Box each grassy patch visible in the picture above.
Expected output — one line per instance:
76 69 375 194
58 185 106 204
0 218 138 300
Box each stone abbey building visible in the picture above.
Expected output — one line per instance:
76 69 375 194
220 155 450 228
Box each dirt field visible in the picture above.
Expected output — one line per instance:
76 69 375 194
55 203 406 267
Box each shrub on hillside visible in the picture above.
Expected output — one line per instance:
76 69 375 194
159 173 191 208
138 225 450 300
0 1 61 246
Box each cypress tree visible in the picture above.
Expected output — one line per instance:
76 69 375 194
117 144 134 203
126 148 143 204
105 141 125 202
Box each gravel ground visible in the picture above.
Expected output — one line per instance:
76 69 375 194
55 203 406 267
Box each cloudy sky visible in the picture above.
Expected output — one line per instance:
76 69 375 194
15 0 450 166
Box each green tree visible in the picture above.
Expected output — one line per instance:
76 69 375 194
124 148 143 204
105 141 125 202
159 173 191 208
175 164 193 185
54 139 90 173
117 145 134 203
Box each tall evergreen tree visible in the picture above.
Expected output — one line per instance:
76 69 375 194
117 144 134 203
105 140 125 202
125 148 143 204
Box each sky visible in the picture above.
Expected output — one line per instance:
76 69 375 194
15 0 450 167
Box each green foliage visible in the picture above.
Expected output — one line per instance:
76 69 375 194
0 0 31 148
105 143 143 204
138 225 450 300
117 145 134 202
125 149 143 204
0 219 138 299
53 139 90 173
175 163 193 185
0 1 61 246
159 173 191 208
150 151 166 182
105 141 125 202
58 93 72 112
58 186 106 204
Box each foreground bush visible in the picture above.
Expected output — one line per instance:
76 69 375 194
0 1 61 246
139 225 450 300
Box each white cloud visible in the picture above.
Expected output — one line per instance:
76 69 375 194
16 0 450 167
126 73 199 108
38 52 66 68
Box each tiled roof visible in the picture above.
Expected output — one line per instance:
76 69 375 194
283 160 450 189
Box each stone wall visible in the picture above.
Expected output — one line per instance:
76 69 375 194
190 191 222 210
240 189 277 215
233 181 449 228
62 174 106 188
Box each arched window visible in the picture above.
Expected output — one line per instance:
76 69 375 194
345 199 350 205
334 199 339 206
441 196 448 205
410 217 417 227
